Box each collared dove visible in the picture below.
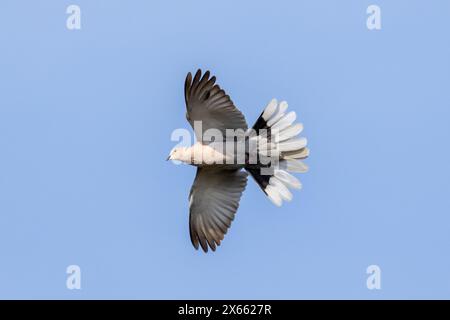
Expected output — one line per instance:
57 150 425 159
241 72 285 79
168 70 309 252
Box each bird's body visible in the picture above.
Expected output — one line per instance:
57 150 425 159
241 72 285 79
168 69 309 252
173 142 238 167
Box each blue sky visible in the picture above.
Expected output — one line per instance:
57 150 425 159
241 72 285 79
0 0 449 299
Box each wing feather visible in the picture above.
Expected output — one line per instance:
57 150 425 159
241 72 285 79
188 167 248 252
185 69 248 142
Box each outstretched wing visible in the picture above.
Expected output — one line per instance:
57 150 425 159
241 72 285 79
184 69 248 142
188 167 248 252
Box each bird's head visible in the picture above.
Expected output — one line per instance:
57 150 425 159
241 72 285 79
167 146 189 162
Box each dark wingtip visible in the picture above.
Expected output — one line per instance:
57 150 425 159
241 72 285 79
191 239 199 251
194 69 202 80
184 72 193 104
185 71 192 83
200 244 208 253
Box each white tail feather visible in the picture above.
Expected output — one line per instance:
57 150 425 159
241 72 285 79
282 147 309 159
267 101 288 126
265 185 282 206
278 137 307 152
274 169 302 189
267 112 284 127
270 177 293 201
271 111 297 132
280 159 309 173
261 99 278 120
277 123 303 142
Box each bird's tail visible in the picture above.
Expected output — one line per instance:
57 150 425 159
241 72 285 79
245 99 309 206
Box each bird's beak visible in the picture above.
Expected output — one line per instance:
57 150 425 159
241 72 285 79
166 155 170 161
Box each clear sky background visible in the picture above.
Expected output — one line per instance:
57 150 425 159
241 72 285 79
1 0 449 299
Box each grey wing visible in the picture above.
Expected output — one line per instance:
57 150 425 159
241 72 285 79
188 167 248 252
184 69 248 142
